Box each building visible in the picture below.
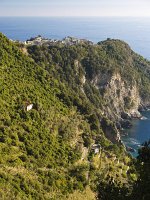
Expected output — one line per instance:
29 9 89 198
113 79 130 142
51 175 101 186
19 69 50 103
91 144 101 154
26 104 33 111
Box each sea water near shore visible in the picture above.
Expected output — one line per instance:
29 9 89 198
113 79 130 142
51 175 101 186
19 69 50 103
0 16 150 156
122 111 150 157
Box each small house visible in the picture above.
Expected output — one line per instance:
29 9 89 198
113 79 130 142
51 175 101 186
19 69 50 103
26 104 33 111
94 148 99 154
91 144 101 154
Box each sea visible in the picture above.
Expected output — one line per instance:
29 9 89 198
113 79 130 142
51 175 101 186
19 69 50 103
0 16 150 156
122 111 150 157
1 17 150 59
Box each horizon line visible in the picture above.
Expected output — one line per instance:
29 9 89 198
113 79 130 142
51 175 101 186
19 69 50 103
1 15 150 18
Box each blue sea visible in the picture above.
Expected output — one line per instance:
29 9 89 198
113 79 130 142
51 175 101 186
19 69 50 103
1 17 150 59
122 111 150 157
0 16 150 156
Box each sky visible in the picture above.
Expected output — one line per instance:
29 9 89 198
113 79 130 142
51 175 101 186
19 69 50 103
0 0 150 17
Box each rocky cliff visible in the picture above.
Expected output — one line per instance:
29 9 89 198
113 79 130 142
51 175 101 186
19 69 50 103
91 72 141 119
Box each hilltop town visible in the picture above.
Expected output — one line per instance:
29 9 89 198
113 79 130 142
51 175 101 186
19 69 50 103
16 35 94 46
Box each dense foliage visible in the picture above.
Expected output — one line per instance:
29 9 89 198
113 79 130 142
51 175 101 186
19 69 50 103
0 33 150 199
131 140 150 200
0 33 94 199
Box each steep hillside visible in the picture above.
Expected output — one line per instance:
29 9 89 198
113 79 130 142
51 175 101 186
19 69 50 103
1 33 149 199
27 38 150 132
0 33 100 199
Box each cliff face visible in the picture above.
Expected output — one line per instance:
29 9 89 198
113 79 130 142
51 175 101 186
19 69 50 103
91 72 141 121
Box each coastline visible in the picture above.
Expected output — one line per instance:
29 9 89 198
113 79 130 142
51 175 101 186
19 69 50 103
121 109 150 157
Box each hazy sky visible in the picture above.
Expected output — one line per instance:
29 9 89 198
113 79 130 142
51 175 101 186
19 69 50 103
0 0 150 17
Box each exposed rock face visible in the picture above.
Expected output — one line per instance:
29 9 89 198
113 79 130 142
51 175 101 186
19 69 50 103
81 75 86 85
90 72 143 142
91 72 141 121
101 118 121 143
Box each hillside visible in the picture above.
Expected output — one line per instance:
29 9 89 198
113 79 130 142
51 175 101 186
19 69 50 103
0 33 150 199
27 37 150 133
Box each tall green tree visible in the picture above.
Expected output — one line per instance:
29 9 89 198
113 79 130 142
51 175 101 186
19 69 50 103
131 140 150 200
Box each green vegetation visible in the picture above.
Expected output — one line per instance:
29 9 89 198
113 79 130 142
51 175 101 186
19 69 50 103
0 33 94 199
131 140 150 200
0 33 150 199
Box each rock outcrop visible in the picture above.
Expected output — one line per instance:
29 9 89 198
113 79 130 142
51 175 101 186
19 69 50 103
90 72 143 142
91 72 142 122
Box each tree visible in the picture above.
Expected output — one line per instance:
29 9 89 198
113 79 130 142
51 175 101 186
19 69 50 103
131 140 150 200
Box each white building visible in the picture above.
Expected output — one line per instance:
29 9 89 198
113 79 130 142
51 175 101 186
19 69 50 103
92 144 101 154
26 104 33 111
